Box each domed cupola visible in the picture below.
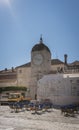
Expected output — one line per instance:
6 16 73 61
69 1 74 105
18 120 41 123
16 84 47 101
31 36 51 53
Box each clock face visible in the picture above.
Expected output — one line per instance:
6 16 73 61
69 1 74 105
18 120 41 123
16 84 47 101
33 54 43 65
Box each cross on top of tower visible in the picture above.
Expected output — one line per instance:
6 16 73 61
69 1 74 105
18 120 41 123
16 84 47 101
40 34 43 44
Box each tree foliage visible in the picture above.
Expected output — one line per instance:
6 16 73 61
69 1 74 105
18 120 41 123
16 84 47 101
0 86 27 93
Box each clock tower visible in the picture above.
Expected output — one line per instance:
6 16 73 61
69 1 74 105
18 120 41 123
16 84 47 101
30 36 51 99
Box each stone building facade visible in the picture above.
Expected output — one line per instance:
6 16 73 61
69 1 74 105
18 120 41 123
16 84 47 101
0 37 79 100
0 69 17 87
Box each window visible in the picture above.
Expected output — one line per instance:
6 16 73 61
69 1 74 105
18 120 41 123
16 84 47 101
19 70 22 73
76 80 79 83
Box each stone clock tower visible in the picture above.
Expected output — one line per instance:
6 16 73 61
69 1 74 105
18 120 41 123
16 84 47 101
30 36 51 99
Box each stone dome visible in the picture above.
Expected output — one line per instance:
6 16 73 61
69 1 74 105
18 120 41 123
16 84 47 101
31 37 51 53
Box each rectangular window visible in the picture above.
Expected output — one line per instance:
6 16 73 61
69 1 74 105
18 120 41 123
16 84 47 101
19 70 22 73
76 80 79 83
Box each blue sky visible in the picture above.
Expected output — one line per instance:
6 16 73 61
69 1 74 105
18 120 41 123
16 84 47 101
0 0 79 70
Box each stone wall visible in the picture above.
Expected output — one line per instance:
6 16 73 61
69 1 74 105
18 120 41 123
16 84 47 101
37 74 79 106
0 71 17 87
17 67 31 88
51 64 64 72
31 49 51 99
